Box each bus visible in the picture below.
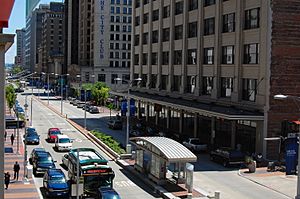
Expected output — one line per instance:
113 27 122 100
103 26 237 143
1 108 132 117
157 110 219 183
67 148 115 196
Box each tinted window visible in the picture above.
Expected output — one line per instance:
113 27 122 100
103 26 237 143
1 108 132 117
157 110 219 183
59 138 70 143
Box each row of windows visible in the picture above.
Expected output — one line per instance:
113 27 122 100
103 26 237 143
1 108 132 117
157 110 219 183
110 52 131 59
111 6 132 14
110 34 131 41
110 24 132 32
109 61 131 68
111 0 132 5
111 15 132 23
134 43 259 65
110 43 131 50
133 74 257 102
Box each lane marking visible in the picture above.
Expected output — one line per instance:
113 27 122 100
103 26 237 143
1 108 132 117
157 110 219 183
114 180 137 188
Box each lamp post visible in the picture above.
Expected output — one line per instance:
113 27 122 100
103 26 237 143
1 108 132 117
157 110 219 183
42 72 55 105
114 77 142 153
274 94 300 199
56 73 69 115
76 75 87 129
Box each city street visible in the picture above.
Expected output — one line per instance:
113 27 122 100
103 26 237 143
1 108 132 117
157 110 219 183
18 90 160 199
29 89 293 199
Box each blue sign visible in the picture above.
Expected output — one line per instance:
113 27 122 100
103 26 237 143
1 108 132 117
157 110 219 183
120 99 136 116
285 137 298 175
80 90 92 101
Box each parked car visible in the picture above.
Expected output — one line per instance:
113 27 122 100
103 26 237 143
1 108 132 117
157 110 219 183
97 188 121 199
15 88 24 93
61 154 69 168
43 169 69 197
210 147 245 167
55 135 72 151
24 127 37 137
72 100 80 106
32 151 56 176
77 102 85 108
89 106 99 113
145 127 158 136
24 131 40 145
15 106 25 115
82 104 91 111
47 128 62 142
183 138 207 152
29 148 46 164
107 120 122 130
129 130 144 137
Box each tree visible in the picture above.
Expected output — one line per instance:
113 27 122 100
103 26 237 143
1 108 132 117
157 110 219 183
11 65 23 75
91 82 110 105
5 85 16 114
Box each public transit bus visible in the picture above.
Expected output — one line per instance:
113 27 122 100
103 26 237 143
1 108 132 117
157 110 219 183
67 148 115 196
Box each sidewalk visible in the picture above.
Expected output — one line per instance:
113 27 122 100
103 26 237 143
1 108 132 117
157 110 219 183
239 167 296 198
4 112 39 198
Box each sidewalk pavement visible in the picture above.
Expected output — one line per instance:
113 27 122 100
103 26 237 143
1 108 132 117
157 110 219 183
238 167 296 198
4 127 40 199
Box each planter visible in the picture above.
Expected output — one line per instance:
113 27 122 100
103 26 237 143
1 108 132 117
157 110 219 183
248 161 257 173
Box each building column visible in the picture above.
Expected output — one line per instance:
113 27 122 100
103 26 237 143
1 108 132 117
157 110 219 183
166 107 171 129
194 113 198 137
145 103 149 122
179 110 184 134
0 33 14 199
256 121 264 154
231 121 237 149
211 117 216 146
137 101 141 119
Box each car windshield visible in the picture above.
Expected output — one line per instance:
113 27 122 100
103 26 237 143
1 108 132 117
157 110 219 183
102 192 121 199
190 139 201 145
50 175 66 184
38 156 53 163
59 138 70 143
27 133 38 137
50 130 61 135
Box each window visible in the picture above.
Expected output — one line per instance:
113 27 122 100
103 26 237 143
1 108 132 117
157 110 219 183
142 32 148 44
173 75 181 91
134 35 139 46
186 76 196 94
152 30 158 43
223 13 235 33
174 50 182 65
175 25 183 40
152 10 159 21
187 49 197 65
244 43 259 64
116 7 120 14
203 48 214 64
135 0 140 7
135 16 140 26
161 75 168 90
143 13 149 24
111 74 118 84
189 0 198 11
188 22 197 38
242 79 257 102
175 1 183 15
122 74 130 84
162 28 170 42
204 0 215 7
150 74 157 88
162 51 169 65
141 74 147 87
245 8 260 29
152 52 158 65
204 18 215 35
98 74 106 82
142 53 148 65
134 54 139 65
202 77 213 95
222 46 234 64
143 0 149 5
163 6 170 18
221 77 233 97
123 7 127 14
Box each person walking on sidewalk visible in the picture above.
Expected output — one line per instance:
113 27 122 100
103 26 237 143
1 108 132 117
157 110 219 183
4 172 10 190
4 131 7 141
13 161 20 181
10 134 14 146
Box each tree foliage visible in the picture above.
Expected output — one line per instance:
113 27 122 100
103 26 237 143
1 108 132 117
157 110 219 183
5 85 16 113
11 65 23 75
91 82 110 105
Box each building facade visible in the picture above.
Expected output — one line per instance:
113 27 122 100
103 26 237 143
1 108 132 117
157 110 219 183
15 28 26 67
66 0 132 89
129 0 300 158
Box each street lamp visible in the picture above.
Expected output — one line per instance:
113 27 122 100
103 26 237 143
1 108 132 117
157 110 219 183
56 73 69 115
41 72 55 105
114 77 142 153
273 94 300 199
76 75 88 129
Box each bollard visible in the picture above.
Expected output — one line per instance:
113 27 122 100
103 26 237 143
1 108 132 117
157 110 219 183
215 191 220 199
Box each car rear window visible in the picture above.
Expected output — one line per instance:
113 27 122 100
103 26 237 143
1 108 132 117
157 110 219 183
50 130 61 135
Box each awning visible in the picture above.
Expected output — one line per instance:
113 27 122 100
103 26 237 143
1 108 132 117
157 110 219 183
130 137 197 163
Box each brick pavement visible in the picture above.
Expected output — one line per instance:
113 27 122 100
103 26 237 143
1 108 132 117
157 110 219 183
4 112 40 198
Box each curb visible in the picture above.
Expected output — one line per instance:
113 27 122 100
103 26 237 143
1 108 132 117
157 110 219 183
237 169 292 199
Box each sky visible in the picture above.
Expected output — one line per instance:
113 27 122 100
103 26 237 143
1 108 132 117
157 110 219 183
4 0 64 64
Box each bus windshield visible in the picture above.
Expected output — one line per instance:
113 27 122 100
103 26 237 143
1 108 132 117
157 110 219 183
84 175 113 191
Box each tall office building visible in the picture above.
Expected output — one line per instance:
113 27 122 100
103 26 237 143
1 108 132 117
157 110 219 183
130 0 300 158
15 28 26 67
65 0 132 88
39 2 64 74
24 4 49 72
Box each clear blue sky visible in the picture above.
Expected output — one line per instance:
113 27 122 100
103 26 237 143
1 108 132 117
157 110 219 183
4 0 63 64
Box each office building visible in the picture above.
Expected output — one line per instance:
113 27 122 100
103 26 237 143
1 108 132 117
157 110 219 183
15 28 26 67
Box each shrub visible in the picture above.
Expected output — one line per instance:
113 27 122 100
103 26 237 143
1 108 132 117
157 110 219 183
90 130 125 154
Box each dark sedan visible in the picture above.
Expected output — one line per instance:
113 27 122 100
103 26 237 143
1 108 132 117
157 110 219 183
43 169 69 197
210 147 245 167
97 188 121 199
24 132 40 145
89 106 99 113
107 120 122 130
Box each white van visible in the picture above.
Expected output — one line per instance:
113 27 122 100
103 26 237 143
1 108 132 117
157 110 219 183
55 135 72 151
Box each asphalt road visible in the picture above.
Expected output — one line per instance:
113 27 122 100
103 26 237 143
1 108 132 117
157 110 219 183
18 91 160 199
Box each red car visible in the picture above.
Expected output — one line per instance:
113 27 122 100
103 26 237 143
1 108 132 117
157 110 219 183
47 128 62 142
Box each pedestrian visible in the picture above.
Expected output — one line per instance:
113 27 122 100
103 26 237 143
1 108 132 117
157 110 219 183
13 161 20 181
4 131 7 141
4 172 10 190
10 134 14 146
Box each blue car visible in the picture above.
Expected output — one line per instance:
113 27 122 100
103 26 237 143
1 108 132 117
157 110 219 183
43 169 69 197
32 152 56 176
97 188 121 199
24 131 40 145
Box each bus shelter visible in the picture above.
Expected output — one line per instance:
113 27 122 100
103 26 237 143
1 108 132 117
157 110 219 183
130 137 197 185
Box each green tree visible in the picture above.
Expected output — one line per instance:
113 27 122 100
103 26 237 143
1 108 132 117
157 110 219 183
5 85 17 114
11 65 23 75
90 82 110 105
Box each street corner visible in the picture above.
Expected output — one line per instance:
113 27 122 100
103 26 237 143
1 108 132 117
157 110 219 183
238 167 286 178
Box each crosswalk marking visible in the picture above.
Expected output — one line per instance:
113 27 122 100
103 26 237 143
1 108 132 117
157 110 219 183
114 180 137 188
